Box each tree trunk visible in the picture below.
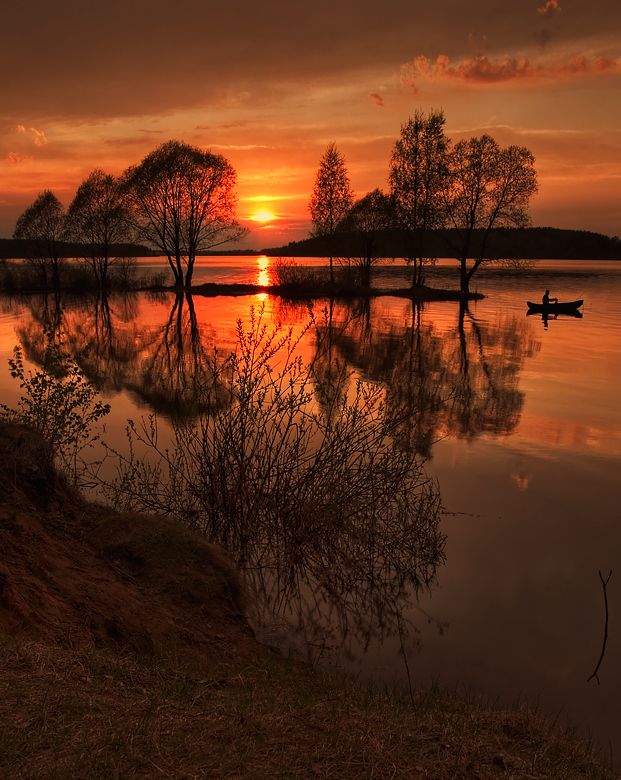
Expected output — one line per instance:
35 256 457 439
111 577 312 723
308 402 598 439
51 258 60 291
102 252 110 289
459 259 469 294
185 256 194 289
457 301 469 375
412 258 424 289
175 254 183 289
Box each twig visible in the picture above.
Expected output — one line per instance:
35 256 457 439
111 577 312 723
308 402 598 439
587 569 612 685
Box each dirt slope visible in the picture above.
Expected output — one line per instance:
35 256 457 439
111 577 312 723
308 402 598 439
0 424 251 657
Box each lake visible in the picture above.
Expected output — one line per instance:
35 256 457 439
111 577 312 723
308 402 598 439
0 256 619 759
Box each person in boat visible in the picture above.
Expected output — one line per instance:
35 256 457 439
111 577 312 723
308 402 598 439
542 289 558 306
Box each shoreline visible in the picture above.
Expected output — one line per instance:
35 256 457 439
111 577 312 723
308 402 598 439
0 423 614 778
0 278 485 302
186 281 484 301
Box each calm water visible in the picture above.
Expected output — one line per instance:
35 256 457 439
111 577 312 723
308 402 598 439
0 257 619 758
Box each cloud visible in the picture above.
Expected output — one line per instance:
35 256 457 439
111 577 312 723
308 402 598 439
15 124 48 146
30 128 48 147
537 0 561 17
368 92 385 107
401 52 621 87
6 152 31 164
209 143 272 151
511 471 530 491
2 0 620 124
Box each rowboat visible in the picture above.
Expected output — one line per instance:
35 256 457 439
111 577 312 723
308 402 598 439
526 299 583 313
526 308 583 320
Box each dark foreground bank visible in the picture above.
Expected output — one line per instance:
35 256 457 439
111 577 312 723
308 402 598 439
0 425 614 778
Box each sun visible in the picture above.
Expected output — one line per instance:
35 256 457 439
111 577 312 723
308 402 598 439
249 208 277 224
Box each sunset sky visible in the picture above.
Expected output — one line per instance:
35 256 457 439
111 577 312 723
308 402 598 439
1 0 620 248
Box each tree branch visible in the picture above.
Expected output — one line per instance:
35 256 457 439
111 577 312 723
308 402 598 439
587 569 612 685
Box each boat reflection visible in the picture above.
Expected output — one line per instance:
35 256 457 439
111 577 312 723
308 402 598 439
527 308 584 329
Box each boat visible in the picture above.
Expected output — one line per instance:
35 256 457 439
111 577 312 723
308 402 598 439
526 308 583 320
526 299 583 313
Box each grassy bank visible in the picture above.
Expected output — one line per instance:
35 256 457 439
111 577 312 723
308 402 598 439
0 258 166 294
1 638 612 779
0 425 614 778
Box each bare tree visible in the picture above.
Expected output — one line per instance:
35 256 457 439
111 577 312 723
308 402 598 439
309 143 354 284
13 190 66 289
67 169 129 288
443 135 538 293
338 188 395 285
389 110 448 288
122 140 246 289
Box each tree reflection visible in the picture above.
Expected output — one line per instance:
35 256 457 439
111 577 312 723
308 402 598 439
129 292 228 417
17 291 228 419
238 297 540 658
245 472 444 660
11 291 540 660
310 299 352 420
16 290 65 361
319 298 541 457
64 293 145 394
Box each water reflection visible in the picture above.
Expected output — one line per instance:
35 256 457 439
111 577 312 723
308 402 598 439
310 299 541 457
120 292 228 417
3 263 620 753
17 291 232 418
527 309 584 329
15 290 543 466
256 255 271 287
243 460 444 660
12 290 541 655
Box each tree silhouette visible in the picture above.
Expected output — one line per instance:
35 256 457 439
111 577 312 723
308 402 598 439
443 135 538 293
123 140 246 289
389 110 448 288
338 188 395 285
13 191 66 290
309 143 354 284
67 170 129 288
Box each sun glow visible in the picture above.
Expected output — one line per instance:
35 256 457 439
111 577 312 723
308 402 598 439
249 208 277 223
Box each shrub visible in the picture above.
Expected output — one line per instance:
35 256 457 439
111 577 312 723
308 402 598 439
100 306 444 644
271 258 329 289
0 330 110 484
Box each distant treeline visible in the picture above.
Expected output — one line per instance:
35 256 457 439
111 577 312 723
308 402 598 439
0 239 155 260
265 228 621 261
0 239 264 261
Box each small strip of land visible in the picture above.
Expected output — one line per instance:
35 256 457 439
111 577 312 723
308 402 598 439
187 282 484 301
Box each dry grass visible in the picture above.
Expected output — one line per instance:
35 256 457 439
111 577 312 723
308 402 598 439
0 636 615 779
0 257 166 293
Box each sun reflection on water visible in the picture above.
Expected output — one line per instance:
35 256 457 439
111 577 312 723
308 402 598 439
256 255 270 287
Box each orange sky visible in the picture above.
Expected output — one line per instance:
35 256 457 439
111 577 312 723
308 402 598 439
1 0 620 248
